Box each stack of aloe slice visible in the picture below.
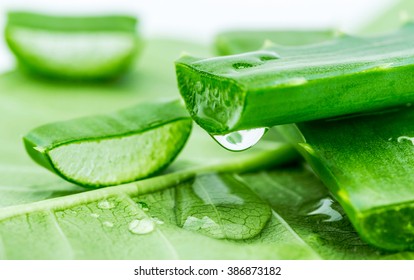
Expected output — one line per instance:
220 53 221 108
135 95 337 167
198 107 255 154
176 24 414 251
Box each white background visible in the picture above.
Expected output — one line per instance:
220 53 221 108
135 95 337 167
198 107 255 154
0 0 395 71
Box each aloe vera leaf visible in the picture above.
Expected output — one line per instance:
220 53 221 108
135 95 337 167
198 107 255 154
215 29 336 55
278 106 414 251
23 100 194 187
5 11 141 80
176 24 414 135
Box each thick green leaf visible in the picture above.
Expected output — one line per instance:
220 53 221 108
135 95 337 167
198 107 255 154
278 106 414 251
24 100 193 187
176 24 414 135
239 165 392 259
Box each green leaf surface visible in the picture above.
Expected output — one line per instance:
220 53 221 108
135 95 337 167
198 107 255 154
0 39 207 167
177 24 414 135
0 168 313 260
1 162 410 259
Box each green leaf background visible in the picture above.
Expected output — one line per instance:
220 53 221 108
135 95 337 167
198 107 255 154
1 1 414 259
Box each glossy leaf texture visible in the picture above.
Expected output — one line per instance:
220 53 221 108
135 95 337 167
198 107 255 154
0 163 410 259
176 24 414 135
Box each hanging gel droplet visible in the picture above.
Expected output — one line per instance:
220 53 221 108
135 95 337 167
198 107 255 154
212 128 267 151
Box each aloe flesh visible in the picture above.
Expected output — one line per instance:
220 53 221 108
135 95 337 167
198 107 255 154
215 29 336 55
176 24 414 135
23 100 192 188
279 106 414 251
5 11 141 80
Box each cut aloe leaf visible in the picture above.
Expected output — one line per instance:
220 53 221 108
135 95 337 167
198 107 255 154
176 24 414 136
278 105 414 251
23 100 192 187
5 11 141 80
215 29 336 55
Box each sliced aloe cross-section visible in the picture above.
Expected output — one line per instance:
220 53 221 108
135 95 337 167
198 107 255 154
279 106 414 251
176 24 414 135
23 100 192 188
5 11 141 80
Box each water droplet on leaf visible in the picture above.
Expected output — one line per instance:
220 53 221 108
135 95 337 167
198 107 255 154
97 200 115 209
307 197 342 222
183 216 223 238
212 128 267 151
128 218 155 235
103 221 113 228
151 217 164 225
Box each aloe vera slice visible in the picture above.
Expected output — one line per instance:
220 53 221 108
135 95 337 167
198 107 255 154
23 100 192 188
278 106 414 251
5 11 141 80
215 29 336 55
176 24 414 135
